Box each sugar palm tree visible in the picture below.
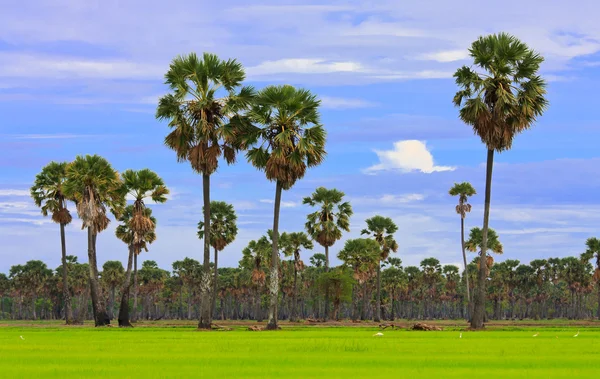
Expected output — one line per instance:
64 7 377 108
280 232 313 321
448 182 476 314
453 33 548 329
156 52 254 329
63 155 125 327
101 260 124 319
361 216 398 322
303 187 352 320
243 85 326 329
121 169 168 322
338 238 379 321
115 206 157 326
581 237 600 319
465 227 504 277
197 201 238 316
241 238 271 321
30 161 75 324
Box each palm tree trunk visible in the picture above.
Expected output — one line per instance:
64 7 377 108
59 222 74 324
324 245 330 321
266 181 282 330
375 261 381 322
132 253 138 322
211 247 218 318
87 228 110 326
199 173 212 329
118 245 134 327
290 259 298 322
471 148 494 330
361 282 367 321
461 216 471 319
390 288 395 321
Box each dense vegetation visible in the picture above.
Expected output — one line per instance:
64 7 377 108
6 33 597 328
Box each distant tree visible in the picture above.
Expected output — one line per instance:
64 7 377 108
101 260 125 319
309 253 327 268
582 237 600 319
280 232 313 321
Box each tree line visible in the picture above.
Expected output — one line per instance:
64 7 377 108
7 33 594 329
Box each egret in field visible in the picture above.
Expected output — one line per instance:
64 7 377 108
459 333 462 339
533 332 539 337
19 336 24 340
574 330 579 337
373 332 384 337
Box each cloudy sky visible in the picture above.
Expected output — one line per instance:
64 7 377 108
2 0 600 274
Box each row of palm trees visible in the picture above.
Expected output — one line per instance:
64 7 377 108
21 32 552 330
3 239 599 322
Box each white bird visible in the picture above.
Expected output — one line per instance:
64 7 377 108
574 330 579 337
373 332 384 337
459 333 462 339
533 332 539 337
19 336 24 340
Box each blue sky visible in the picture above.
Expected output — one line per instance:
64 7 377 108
2 0 600 273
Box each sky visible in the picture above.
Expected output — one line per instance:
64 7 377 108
2 0 600 274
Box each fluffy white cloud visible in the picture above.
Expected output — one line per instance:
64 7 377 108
365 140 455 174
319 96 377 109
417 49 469 62
247 58 366 76
0 189 29 196
259 199 298 208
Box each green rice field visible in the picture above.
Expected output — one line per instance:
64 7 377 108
1 321 599 378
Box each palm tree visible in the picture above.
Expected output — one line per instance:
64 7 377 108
156 52 254 329
582 237 600 319
361 216 398 322
197 201 238 316
121 169 168 323
303 187 352 320
453 33 548 329
243 85 326 330
465 227 504 279
448 182 476 315
280 232 313 321
101 261 124 319
241 238 271 321
30 161 75 324
63 155 125 326
338 238 380 321
115 206 157 326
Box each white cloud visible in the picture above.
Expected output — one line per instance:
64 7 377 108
0 189 29 196
320 96 377 109
0 217 52 225
351 193 425 206
365 140 455 174
259 199 298 208
2 133 101 140
247 58 366 76
417 49 469 62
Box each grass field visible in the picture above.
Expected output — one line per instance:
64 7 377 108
1 321 599 378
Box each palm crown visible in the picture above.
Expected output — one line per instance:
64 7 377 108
337 238 380 284
449 182 476 218
30 161 72 225
115 205 157 254
156 52 255 174
197 201 238 251
453 33 548 152
244 85 326 190
361 216 399 261
303 187 352 249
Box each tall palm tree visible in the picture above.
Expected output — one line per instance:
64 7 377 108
361 216 398 322
101 260 124 319
303 187 352 320
156 52 254 329
465 227 504 278
197 201 238 316
241 238 271 322
63 155 125 327
337 238 379 321
121 169 168 323
581 237 600 320
116 206 157 326
30 161 75 324
280 232 313 321
453 33 548 329
243 85 326 329
448 182 476 314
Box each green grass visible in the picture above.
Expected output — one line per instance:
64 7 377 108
1 324 599 378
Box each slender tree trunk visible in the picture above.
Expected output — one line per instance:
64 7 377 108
132 253 138 322
361 282 367 321
390 288 395 321
460 216 472 319
87 228 110 326
266 181 282 330
211 247 218 318
118 245 134 327
59 222 74 324
471 149 494 330
375 260 381 322
324 245 330 321
255 287 262 322
290 258 298 322
199 173 212 329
